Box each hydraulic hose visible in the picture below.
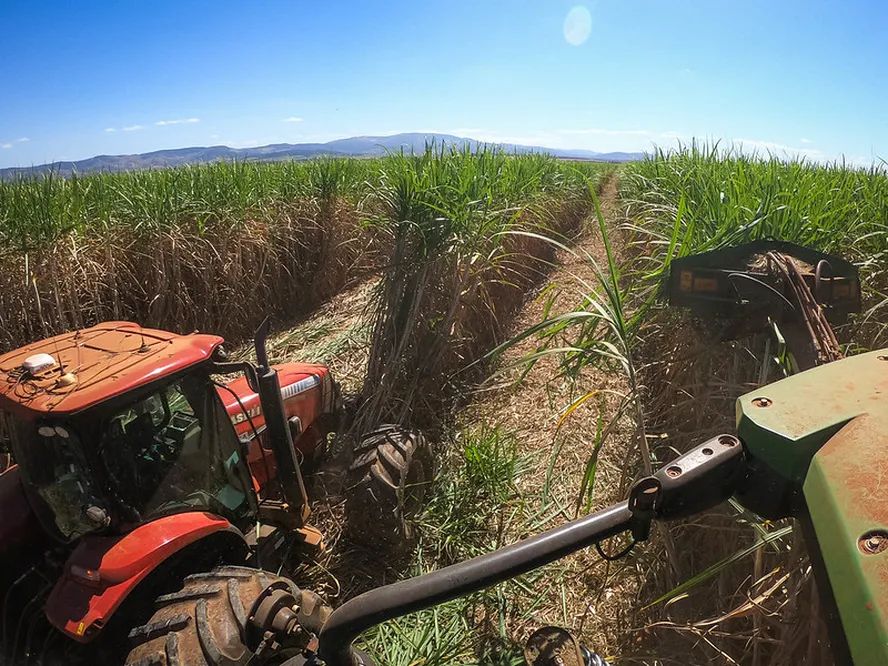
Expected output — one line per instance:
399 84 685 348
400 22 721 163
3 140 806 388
317 501 633 665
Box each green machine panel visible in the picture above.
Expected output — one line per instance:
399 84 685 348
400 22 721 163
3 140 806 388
736 349 888 664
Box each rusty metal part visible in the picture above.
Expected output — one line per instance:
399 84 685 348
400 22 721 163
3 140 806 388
736 349 888 665
752 397 772 408
293 524 325 549
737 348 888 516
248 581 311 659
250 582 301 635
804 414 888 665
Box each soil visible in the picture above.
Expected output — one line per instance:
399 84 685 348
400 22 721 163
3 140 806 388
456 174 646 661
235 275 379 395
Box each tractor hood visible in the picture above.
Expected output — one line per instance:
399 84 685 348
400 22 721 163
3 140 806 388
218 361 336 453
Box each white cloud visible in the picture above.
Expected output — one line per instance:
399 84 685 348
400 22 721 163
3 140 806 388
731 137 822 159
560 128 652 136
1 138 29 149
104 124 144 132
563 6 592 46
155 117 200 126
283 116 304 123
800 137 813 144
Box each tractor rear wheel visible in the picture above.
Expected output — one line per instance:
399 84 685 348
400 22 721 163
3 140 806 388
124 566 330 666
347 424 432 542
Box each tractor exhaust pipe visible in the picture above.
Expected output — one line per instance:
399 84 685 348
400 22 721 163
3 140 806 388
253 319 310 524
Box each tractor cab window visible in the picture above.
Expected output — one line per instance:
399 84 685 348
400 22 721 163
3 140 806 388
97 374 251 525
8 415 108 540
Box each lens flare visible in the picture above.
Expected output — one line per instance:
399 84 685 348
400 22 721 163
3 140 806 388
563 6 592 46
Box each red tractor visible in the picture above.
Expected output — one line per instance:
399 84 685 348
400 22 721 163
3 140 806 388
0 320 426 663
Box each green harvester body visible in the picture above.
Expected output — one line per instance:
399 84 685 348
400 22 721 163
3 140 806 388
736 349 888 664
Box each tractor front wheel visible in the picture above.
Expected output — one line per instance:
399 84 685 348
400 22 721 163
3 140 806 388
124 566 330 666
346 424 432 543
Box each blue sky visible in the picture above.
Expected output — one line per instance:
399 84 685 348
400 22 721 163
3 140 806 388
1 1 886 168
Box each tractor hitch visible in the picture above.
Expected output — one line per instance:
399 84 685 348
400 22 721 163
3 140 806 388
630 433 746 521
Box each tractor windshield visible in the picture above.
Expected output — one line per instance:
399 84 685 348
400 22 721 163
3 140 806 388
94 373 252 527
7 372 253 541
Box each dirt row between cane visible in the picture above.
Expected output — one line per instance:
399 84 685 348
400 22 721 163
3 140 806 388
456 173 645 660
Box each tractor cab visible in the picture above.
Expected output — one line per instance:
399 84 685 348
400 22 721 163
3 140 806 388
7 370 253 542
0 322 255 543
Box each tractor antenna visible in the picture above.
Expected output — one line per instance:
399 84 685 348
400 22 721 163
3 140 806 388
53 329 65 375
138 324 150 353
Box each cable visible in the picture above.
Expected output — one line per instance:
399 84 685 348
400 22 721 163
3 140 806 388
594 537 636 562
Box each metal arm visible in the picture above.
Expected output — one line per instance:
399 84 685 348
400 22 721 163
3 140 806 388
316 434 745 665
318 502 632 665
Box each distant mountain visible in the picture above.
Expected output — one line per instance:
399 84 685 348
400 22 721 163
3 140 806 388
0 133 643 180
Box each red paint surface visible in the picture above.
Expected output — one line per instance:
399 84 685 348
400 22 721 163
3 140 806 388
220 362 332 476
45 512 234 642
0 322 223 415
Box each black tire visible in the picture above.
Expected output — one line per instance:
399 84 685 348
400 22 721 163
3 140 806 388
125 566 330 666
347 424 432 540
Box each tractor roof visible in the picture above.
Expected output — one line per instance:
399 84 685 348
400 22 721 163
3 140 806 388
0 322 224 416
